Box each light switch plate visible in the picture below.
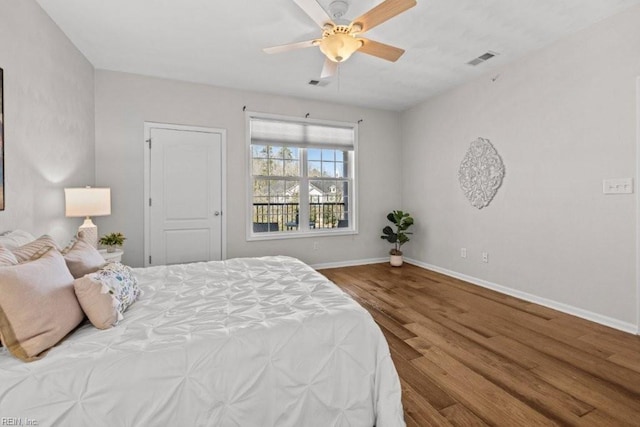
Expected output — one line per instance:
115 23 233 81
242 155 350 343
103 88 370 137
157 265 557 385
603 178 633 194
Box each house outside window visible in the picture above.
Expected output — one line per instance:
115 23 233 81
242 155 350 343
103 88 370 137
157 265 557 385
246 113 357 239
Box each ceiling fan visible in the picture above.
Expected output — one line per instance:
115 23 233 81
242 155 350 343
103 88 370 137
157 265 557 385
263 0 417 79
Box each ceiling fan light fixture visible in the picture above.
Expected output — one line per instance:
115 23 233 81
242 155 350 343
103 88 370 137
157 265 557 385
319 33 363 63
263 0 417 75
350 23 363 34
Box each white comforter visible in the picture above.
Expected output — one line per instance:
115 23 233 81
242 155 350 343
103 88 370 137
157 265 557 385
0 256 404 427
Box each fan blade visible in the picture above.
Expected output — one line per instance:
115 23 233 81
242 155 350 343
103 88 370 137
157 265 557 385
352 0 416 33
359 38 405 62
320 58 338 79
293 0 334 29
263 39 317 55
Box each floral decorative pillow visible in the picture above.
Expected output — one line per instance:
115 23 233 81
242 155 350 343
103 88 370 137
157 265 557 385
73 262 142 329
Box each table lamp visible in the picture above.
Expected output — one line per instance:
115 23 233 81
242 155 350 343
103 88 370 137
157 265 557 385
64 187 111 248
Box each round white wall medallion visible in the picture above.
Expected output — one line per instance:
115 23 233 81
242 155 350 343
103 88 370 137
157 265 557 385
458 137 505 209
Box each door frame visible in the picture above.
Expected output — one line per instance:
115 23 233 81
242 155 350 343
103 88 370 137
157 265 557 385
636 77 640 334
143 122 227 267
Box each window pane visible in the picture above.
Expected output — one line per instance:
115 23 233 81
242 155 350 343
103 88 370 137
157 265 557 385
252 145 268 158
340 195 349 226
251 179 300 233
322 149 336 161
309 156 349 179
321 161 335 177
309 179 347 229
253 145 301 177
273 146 299 160
265 146 277 158
284 181 300 229
308 148 322 161
253 178 269 199
309 200 320 227
308 161 321 177
252 159 270 176
252 179 270 224
272 147 284 159
267 146 280 159
283 160 299 177
269 160 284 176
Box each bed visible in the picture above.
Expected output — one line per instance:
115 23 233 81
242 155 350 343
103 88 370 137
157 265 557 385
0 255 404 426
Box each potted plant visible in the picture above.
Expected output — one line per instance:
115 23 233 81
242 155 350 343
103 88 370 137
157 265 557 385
380 210 414 267
99 232 126 253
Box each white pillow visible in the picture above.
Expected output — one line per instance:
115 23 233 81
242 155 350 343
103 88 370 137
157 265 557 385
0 230 36 250
0 245 18 266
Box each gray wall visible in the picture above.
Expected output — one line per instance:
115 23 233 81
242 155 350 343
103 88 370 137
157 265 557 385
94 70 401 267
400 6 640 328
0 0 95 244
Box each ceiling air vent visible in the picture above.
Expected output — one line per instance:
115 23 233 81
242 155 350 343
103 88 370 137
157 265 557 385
308 79 330 87
467 51 498 66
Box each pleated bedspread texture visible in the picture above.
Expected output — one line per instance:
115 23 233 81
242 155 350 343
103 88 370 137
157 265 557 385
0 256 405 427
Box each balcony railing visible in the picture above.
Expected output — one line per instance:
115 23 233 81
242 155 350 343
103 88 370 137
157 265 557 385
252 202 348 232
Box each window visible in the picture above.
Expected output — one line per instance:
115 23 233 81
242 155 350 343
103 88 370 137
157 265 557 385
247 113 357 239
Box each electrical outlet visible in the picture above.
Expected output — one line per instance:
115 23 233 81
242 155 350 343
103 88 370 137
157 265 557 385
482 252 489 263
461 248 467 258
313 241 319 250
603 178 633 194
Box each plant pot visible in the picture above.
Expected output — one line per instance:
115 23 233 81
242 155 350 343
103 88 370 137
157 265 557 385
107 246 116 253
390 254 403 267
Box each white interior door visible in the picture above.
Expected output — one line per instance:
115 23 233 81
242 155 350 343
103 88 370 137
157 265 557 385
147 126 224 265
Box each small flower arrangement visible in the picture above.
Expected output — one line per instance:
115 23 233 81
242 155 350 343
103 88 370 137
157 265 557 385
99 232 126 252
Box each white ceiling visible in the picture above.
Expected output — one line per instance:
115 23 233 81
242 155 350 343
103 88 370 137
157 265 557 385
36 0 640 111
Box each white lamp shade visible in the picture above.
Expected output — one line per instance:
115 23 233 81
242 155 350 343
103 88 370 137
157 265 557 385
319 33 363 63
64 187 111 217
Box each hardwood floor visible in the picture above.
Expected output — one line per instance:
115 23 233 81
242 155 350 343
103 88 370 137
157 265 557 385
320 262 640 426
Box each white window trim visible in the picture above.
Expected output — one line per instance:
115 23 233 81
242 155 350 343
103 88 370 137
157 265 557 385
245 111 358 241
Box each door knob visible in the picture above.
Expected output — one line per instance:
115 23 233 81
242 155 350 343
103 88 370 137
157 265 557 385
214 211 221 216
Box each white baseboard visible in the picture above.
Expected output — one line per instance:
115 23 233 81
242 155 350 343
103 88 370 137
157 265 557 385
405 258 638 335
311 257 387 270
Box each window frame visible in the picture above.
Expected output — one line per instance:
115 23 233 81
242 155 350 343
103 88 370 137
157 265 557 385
246 112 358 241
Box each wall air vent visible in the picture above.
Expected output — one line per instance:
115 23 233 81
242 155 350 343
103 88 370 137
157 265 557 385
467 51 499 66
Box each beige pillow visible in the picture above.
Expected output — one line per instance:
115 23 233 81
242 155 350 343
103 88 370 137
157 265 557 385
63 236 105 279
74 262 141 330
0 248 84 362
11 235 61 263
0 245 18 266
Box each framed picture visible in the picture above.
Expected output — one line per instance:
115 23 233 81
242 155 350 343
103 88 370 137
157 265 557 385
0 67 4 210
